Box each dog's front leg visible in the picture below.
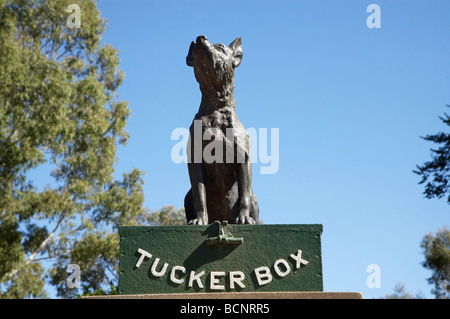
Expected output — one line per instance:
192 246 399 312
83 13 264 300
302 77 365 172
187 162 208 225
236 161 255 224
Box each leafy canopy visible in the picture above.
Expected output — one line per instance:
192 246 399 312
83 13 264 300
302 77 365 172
0 0 149 298
421 227 450 299
414 106 450 204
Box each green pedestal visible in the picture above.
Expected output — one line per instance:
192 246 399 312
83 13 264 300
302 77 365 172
118 224 323 294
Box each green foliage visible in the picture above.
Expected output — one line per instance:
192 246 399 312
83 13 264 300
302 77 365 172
144 206 187 226
0 0 149 298
414 107 450 298
75 206 185 298
414 106 450 204
380 282 425 299
421 227 450 299
1 262 46 299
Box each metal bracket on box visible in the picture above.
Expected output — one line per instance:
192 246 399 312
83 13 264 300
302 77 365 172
205 221 243 246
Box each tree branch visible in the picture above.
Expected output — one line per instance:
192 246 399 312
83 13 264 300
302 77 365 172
5 213 65 279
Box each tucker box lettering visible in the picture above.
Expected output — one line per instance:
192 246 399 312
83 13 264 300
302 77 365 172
118 223 323 294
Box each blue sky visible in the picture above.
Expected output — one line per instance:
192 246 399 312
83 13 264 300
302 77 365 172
80 0 450 299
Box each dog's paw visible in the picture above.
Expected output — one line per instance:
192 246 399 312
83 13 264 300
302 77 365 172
235 215 256 225
188 218 208 225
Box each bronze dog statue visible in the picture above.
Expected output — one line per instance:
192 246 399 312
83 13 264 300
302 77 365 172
184 35 259 225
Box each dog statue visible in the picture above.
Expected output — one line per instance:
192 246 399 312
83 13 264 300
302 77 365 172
184 35 259 225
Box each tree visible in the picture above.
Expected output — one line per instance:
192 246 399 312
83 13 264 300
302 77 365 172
143 206 186 226
77 206 185 298
0 0 149 298
414 106 450 299
380 282 425 299
414 105 450 204
420 227 450 299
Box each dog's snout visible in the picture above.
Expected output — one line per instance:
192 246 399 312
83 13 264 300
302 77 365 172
196 35 208 43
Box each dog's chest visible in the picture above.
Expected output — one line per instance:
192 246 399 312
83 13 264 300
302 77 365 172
191 108 249 155
201 109 237 130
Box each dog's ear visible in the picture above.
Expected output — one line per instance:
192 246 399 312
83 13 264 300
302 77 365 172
186 41 195 67
229 37 243 68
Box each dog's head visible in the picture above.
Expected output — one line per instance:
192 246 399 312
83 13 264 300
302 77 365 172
186 36 243 92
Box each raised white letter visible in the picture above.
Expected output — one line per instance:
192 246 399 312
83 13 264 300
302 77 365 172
254 266 272 286
273 259 291 277
170 266 186 285
210 271 226 290
188 270 205 289
150 258 169 277
135 248 152 268
229 271 246 289
289 249 309 269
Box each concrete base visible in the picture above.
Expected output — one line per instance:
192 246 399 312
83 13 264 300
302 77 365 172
83 291 362 299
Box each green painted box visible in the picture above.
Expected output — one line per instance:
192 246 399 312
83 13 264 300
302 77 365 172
118 224 323 294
